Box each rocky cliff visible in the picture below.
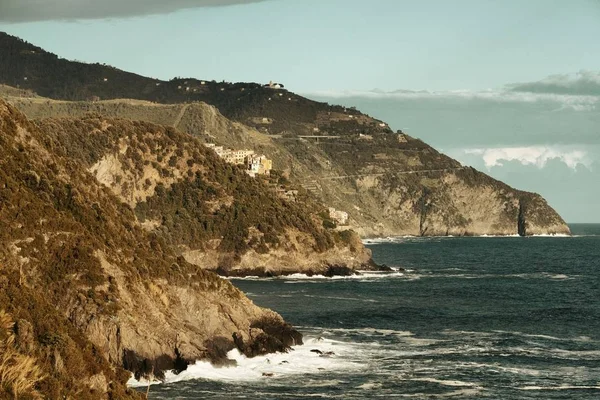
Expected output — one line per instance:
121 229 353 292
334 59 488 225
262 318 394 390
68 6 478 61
0 99 305 398
0 31 570 236
8 96 570 237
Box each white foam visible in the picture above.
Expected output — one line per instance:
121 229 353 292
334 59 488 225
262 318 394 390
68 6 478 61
356 382 383 390
302 294 378 303
362 233 576 243
127 337 362 387
410 272 576 281
301 326 415 337
228 270 406 282
520 385 600 391
410 377 483 388
394 389 483 398
478 234 521 238
492 330 594 342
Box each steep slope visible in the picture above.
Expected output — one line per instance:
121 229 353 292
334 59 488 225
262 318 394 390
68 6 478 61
32 114 372 275
0 32 570 236
8 95 570 237
0 99 304 398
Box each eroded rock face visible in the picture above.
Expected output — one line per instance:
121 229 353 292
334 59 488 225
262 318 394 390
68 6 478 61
348 168 570 237
11 97 570 238
0 32 569 238
0 99 302 397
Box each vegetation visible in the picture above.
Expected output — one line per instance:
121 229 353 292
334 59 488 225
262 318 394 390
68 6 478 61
1 97 278 397
31 115 352 259
0 32 390 136
0 310 45 400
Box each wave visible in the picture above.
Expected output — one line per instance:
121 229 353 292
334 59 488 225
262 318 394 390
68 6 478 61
127 337 362 387
520 385 600 391
391 388 483 398
491 330 595 343
298 326 415 337
362 233 581 244
301 294 379 303
229 270 407 282
407 271 578 281
408 377 482 388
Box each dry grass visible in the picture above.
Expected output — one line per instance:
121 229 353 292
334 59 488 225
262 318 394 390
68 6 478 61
0 310 46 399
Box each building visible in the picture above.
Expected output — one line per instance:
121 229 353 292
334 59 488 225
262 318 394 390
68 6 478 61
245 154 272 177
328 207 349 225
276 187 299 202
231 149 255 165
204 144 271 177
264 80 284 89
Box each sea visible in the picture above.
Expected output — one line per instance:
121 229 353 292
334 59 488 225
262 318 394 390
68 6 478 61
141 224 600 399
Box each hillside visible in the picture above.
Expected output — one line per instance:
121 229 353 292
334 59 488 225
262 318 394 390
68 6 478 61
0 32 389 135
0 32 570 236
0 99 308 398
34 114 372 276
7 95 570 237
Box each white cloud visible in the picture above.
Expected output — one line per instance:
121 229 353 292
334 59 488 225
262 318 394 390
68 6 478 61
304 88 599 111
305 71 600 112
508 70 600 97
0 0 268 22
463 147 591 170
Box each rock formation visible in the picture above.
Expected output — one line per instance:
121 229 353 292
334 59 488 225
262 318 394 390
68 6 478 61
0 99 305 398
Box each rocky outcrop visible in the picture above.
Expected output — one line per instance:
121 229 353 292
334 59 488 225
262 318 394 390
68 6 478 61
0 99 303 398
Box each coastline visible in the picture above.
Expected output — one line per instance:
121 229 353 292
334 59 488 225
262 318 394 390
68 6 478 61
361 233 573 244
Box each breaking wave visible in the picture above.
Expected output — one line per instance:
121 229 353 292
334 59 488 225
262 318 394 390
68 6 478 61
128 337 362 388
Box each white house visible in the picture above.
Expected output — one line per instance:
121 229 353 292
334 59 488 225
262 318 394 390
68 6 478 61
264 80 284 89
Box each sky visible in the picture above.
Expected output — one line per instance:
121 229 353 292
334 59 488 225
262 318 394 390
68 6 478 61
1 0 599 222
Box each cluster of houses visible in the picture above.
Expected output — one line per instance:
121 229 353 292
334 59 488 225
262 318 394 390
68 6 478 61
205 144 272 177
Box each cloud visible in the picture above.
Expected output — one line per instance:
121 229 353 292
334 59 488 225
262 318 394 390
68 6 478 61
463 146 591 170
306 71 600 112
0 0 268 22
507 70 600 97
305 87 599 111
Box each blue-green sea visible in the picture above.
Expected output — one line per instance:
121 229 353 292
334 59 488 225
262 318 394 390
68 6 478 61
146 224 600 399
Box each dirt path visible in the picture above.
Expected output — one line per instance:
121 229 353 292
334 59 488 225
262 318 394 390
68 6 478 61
319 167 466 180
173 104 190 129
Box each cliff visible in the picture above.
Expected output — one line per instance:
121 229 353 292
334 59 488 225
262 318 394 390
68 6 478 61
8 96 570 237
0 31 570 236
0 99 304 398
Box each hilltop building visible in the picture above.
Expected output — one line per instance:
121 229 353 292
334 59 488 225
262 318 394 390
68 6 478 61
205 143 272 177
264 80 284 89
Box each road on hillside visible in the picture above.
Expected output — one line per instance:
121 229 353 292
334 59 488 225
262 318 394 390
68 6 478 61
173 104 190 129
318 167 466 180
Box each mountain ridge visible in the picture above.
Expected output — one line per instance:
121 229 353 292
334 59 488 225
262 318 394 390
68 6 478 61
0 31 570 237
